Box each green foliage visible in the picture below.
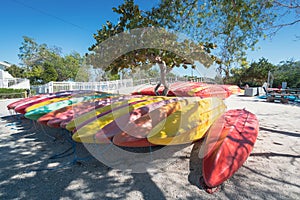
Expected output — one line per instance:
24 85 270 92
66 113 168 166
226 58 300 88
88 0 217 87
244 58 277 86
274 60 300 88
90 0 297 82
17 36 85 84
6 64 25 78
40 62 58 83
154 0 279 76
0 88 26 99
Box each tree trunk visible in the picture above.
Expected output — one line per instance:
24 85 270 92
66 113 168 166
154 61 169 96
159 62 168 89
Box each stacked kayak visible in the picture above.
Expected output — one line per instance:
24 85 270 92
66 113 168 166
24 94 111 120
7 94 46 110
132 82 232 99
7 88 260 192
38 95 142 128
71 96 225 145
11 90 95 114
7 90 227 147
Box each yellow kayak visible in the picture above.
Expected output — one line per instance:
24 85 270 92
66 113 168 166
147 97 226 145
72 97 172 143
65 95 159 131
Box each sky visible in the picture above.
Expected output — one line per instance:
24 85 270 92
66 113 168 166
1 0 299 78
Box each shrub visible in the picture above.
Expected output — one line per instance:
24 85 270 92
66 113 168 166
0 88 27 99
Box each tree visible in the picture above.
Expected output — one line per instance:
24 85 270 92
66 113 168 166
226 58 300 88
270 0 300 32
88 0 217 95
56 52 82 81
226 58 277 86
18 36 41 67
40 62 58 83
18 36 85 84
153 0 300 78
6 64 25 78
245 58 277 86
153 0 275 77
274 60 300 88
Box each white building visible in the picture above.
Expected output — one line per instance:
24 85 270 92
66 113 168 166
0 61 30 89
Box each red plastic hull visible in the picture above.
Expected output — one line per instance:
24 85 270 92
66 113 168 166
37 105 73 126
132 82 229 98
202 109 259 188
112 132 156 147
7 95 45 110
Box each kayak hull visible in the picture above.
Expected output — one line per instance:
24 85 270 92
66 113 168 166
202 109 259 188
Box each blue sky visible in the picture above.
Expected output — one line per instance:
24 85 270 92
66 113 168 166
1 0 299 78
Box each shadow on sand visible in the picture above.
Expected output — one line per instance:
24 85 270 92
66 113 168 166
0 115 169 199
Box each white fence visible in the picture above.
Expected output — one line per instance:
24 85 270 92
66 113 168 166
31 77 190 94
31 79 135 94
0 78 30 89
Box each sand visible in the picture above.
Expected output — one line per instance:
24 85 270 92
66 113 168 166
0 95 299 199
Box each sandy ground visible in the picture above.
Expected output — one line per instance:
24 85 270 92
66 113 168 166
0 95 299 200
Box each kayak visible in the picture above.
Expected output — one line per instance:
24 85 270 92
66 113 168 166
14 91 76 114
133 82 229 99
147 98 226 145
72 97 173 143
202 109 259 188
24 94 112 120
45 95 139 128
7 95 46 110
7 90 80 110
133 82 189 96
112 132 156 147
37 96 117 126
220 85 241 94
94 97 182 144
65 95 150 132
187 84 229 99
25 96 72 113
38 105 74 126
110 98 196 147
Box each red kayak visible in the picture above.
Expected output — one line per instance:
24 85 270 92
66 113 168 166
13 90 99 114
7 95 45 110
132 82 229 99
190 84 229 99
8 90 77 110
112 132 156 147
38 95 138 128
14 92 74 114
132 82 187 96
202 109 259 188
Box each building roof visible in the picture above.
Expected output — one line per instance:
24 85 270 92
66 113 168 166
0 61 12 70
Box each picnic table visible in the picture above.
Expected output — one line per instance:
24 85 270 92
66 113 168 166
266 88 300 103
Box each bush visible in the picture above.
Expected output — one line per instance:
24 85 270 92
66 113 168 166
0 88 27 99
